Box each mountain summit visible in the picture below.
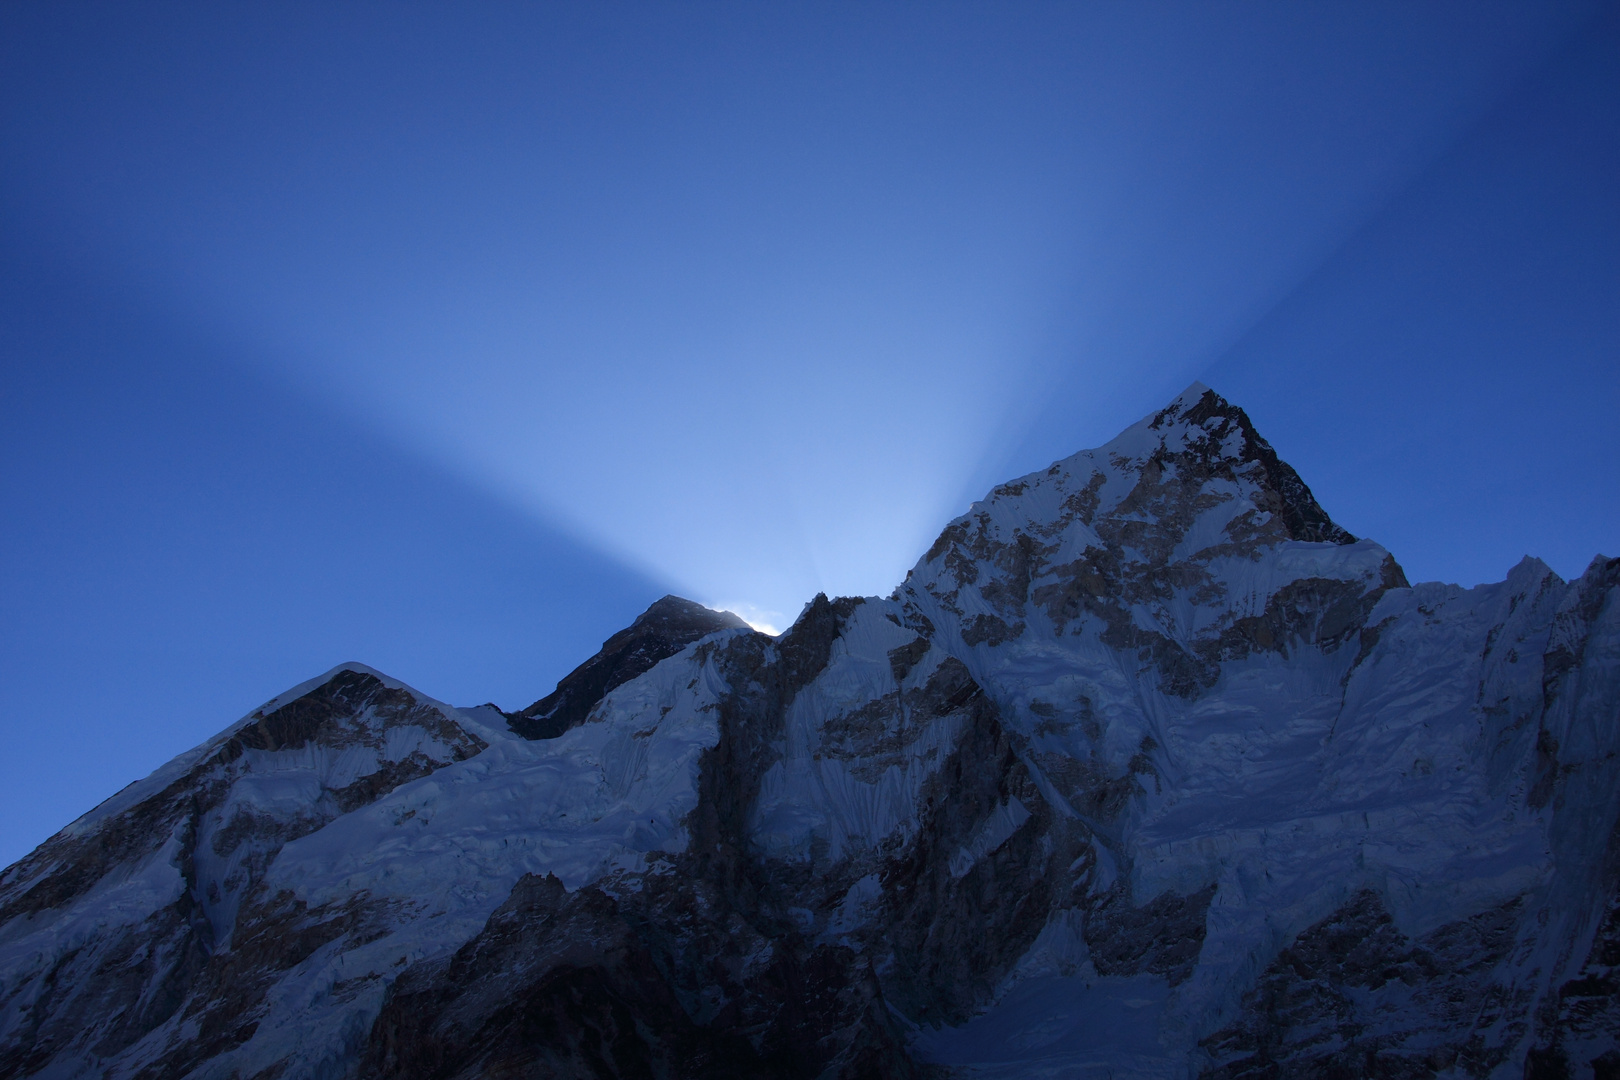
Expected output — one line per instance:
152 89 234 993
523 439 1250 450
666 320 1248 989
508 594 751 740
2 387 1615 1079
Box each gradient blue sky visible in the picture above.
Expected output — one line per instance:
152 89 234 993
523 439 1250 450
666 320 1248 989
3 2 1616 866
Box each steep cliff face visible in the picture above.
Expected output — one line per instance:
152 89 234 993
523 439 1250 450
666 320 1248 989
1 385 1615 1079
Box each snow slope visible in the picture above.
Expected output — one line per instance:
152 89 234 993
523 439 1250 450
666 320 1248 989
1 385 1614 1079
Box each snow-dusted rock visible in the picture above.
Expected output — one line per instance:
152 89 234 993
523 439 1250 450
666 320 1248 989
2 386 1615 1079
0 665 486 1079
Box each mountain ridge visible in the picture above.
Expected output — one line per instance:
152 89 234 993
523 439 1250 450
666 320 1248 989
2 385 1615 1079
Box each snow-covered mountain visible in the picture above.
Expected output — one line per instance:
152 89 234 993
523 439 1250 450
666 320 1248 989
2 385 1615 1079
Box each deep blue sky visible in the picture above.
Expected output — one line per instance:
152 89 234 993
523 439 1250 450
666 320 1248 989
3 3 1616 866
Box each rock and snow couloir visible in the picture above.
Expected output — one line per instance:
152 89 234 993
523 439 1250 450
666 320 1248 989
1 385 1615 1079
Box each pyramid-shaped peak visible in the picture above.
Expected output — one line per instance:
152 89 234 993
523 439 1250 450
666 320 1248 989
1146 381 1245 433
510 596 749 740
1132 384 1354 545
1165 379 1215 410
632 595 751 634
952 383 1355 551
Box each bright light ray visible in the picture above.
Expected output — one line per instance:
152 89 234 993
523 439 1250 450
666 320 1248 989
0 3 1593 622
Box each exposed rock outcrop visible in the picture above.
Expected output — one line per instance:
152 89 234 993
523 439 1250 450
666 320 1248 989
1 385 1615 1079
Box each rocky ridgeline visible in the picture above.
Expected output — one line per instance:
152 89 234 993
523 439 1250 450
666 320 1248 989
1 386 1615 1079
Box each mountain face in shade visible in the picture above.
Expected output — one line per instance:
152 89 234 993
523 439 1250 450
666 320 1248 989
508 594 751 740
2 385 1616 1080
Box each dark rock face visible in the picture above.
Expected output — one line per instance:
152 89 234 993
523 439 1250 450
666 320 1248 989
1202 891 1528 1079
872 684 1082 1028
1168 389 1355 546
1085 881 1216 986
509 595 750 740
362 875 774 1080
122 887 397 1080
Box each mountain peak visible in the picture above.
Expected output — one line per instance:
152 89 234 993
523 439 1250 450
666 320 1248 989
1133 383 1353 545
632 594 751 635
1158 379 1215 414
1149 381 1237 430
509 595 750 739
906 383 1378 693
